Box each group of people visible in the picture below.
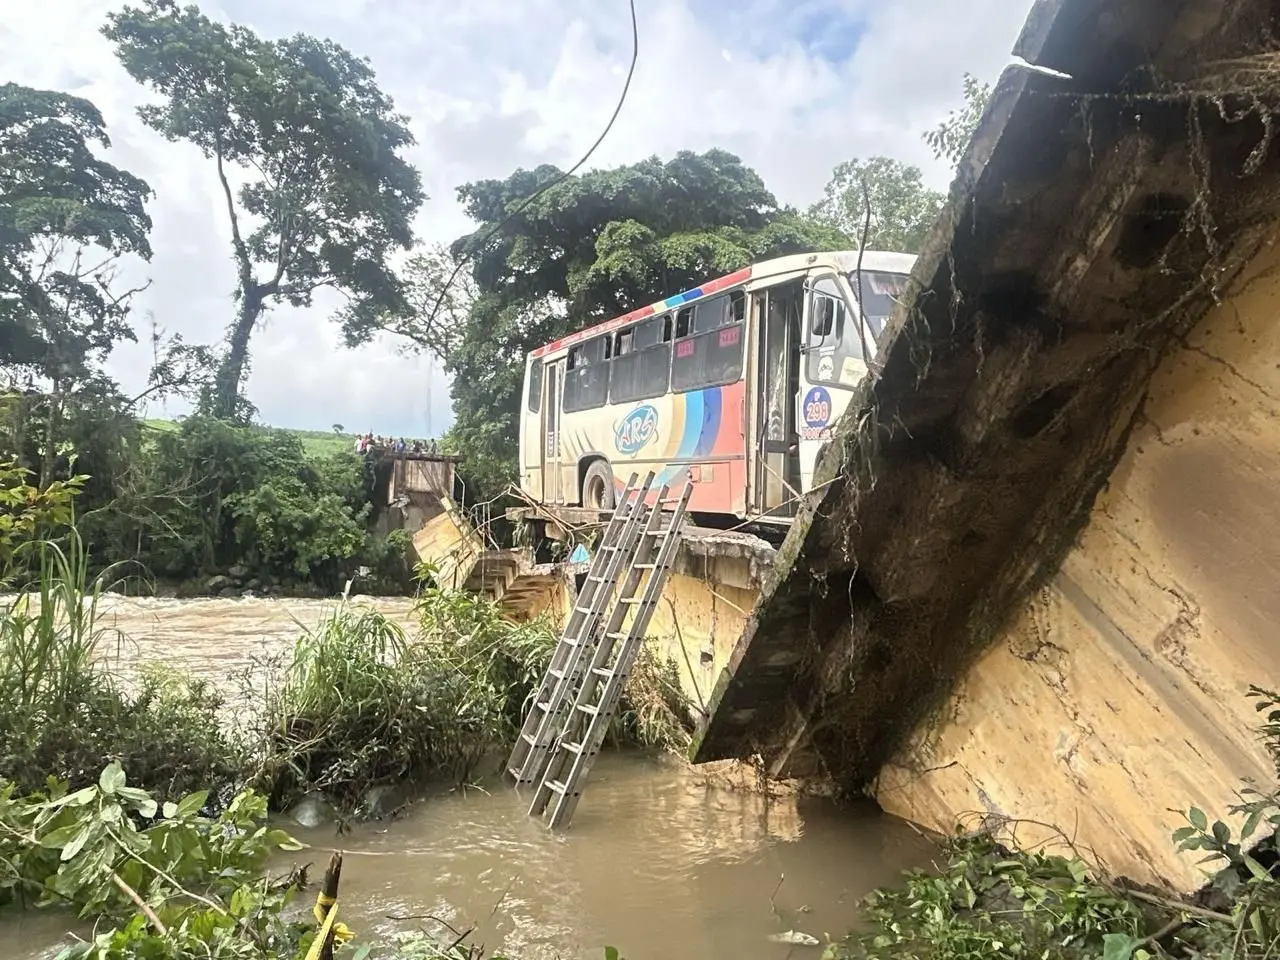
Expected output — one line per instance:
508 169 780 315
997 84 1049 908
354 433 439 456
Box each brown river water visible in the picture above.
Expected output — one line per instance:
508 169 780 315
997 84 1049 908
8 596 937 960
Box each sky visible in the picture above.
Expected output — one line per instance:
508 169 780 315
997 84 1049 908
0 0 1035 438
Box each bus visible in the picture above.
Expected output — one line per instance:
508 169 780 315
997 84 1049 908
517 249 916 524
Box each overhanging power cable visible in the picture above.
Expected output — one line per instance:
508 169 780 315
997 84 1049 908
420 0 640 340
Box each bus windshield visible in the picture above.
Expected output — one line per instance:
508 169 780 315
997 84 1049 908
849 269 911 336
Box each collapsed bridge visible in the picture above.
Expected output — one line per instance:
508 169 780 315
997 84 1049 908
691 0 1280 889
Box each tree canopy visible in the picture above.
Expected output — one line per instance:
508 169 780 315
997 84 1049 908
103 0 426 419
809 156 944 255
0 83 152 372
389 149 848 497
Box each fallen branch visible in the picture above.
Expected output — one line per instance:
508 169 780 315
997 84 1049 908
110 871 170 936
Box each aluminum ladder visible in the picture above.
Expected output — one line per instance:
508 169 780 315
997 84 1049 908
506 472 651 787
527 474 694 829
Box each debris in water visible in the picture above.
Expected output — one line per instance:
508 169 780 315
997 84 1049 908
288 793 334 828
767 931 820 946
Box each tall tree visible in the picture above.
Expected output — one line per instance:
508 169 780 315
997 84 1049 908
103 1 426 419
0 83 152 370
809 156 943 255
924 73 993 166
382 149 847 497
0 83 154 486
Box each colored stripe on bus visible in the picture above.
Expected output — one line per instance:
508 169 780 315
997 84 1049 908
530 265 753 359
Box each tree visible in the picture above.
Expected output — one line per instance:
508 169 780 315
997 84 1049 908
103 1 426 419
924 73 993 167
0 83 154 490
809 156 943 255
391 149 847 498
0 83 152 371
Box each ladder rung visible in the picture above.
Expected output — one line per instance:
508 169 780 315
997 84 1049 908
591 667 613 679
576 703 599 716
586 575 604 583
536 700 550 711
546 780 568 794
507 766 523 779
522 732 536 744
550 668 565 679
620 597 644 604
605 631 628 640
562 740 584 754
635 563 656 570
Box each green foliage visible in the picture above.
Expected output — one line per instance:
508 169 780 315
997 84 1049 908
0 82 152 365
103 0 425 417
809 156 943 255
394 149 847 500
835 834 1143 960
0 456 84 577
255 589 556 811
0 763 309 959
924 74 993 167
111 416 375 589
0 532 242 798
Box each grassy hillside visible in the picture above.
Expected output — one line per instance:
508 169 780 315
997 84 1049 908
142 419 356 459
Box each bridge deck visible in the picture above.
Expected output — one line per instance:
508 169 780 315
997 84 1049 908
690 0 1280 784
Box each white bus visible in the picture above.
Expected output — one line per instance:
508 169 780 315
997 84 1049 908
517 250 915 524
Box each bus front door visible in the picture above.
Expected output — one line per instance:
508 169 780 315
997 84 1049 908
541 359 565 503
753 284 802 518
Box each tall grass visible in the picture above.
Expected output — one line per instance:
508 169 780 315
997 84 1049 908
253 586 558 811
0 528 119 714
0 530 241 799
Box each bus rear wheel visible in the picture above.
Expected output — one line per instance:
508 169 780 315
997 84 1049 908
582 460 616 511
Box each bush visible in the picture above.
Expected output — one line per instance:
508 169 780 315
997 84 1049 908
253 587 557 812
0 532 241 801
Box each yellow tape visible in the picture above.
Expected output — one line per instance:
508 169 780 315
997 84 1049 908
304 891 354 960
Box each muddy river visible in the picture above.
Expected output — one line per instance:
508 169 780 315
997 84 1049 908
11 596 936 959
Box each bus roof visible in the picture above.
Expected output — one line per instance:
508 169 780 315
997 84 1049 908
529 249 917 360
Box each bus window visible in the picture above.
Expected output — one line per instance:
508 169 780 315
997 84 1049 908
850 269 911 337
691 290 745 334
611 314 671 404
526 358 543 413
672 291 745 392
807 277 867 387
564 335 611 411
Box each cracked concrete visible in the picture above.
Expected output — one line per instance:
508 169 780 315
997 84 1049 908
877 240 1280 892
692 0 1280 891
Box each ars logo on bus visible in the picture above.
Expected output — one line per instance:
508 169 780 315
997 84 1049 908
802 386 833 429
615 405 659 455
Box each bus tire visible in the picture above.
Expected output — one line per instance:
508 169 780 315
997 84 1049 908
582 459 616 511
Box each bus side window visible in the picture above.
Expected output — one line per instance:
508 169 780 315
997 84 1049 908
676 307 693 338
610 314 672 405
564 336 610 411
527 358 543 413
672 289 746 392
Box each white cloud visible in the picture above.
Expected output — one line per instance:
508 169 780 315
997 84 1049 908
0 0 1032 437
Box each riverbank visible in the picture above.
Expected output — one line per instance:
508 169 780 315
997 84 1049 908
2 533 1275 958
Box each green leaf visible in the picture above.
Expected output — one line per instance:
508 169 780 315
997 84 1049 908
162 801 177 818
98 762 126 795
1242 808 1262 839
1171 826 1196 843
1211 820 1230 845
1188 807 1207 831
265 828 306 852
60 822 93 862
604 948 620 960
1102 933 1141 960
175 790 209 818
